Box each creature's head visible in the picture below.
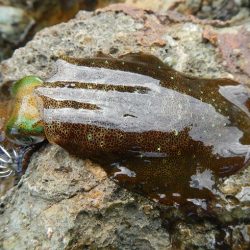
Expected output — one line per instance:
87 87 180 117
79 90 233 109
5 76 45 145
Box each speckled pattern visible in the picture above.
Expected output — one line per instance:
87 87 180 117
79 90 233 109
34 53 250 205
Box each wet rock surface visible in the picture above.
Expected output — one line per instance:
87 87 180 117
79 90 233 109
0 3 250 249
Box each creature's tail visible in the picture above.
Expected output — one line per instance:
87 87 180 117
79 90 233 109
0 145 18 178
0 143 44 179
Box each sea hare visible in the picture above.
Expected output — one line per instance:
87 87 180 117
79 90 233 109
3 53 250 205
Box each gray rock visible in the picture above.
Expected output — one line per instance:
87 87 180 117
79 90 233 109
0 6 34 61
0 4 249 249
0 0 113 62
0 6 33 44
0 145 171 249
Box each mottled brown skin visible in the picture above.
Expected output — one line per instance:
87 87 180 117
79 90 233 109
43 120 245 204
49 53 250 143
37 53 250 205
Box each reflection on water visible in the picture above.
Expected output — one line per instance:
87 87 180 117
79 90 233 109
190 169 215 191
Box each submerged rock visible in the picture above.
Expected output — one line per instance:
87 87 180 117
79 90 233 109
0 4 249 249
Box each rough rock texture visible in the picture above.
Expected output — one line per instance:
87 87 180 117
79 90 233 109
0 0 122 62
0 145 171 249
168 0 250 20
126 0 250 21
0 3 250 249
0 6 34 61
